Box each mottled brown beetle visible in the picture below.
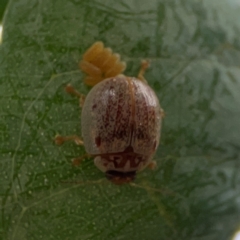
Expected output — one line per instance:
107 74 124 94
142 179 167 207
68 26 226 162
55 42 164 185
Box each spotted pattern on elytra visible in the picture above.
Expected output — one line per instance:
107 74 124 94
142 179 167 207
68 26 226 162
81 76 161 174
82 76 133 155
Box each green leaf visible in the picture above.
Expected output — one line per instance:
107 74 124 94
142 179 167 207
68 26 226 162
0 0 8 22
1 0 240 239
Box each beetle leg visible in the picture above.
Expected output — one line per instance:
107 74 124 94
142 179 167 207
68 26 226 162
160 108 165 118
55 134 84 146
137 60 150 83
147 160 157 170
71 154 91 167
65 84 86 108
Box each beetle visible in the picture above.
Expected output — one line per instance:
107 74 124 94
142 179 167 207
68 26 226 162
55 42 164 185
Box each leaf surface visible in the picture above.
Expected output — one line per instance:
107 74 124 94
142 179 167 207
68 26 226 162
1 0 240 239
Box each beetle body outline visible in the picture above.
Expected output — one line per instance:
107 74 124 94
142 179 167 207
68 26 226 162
56 42 163 185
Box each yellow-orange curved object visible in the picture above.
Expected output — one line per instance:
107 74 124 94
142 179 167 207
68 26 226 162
80 42 126 86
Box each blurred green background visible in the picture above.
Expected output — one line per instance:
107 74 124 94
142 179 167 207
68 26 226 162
1 0 240 240
0 0 8 22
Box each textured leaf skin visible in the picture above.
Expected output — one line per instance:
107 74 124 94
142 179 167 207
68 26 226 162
0 0 8 22
0 0 240 240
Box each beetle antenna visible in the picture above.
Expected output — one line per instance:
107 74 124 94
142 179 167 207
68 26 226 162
60 178 106 185
129 182 183 198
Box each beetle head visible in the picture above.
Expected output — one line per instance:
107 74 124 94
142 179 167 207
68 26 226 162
105 170 136 185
